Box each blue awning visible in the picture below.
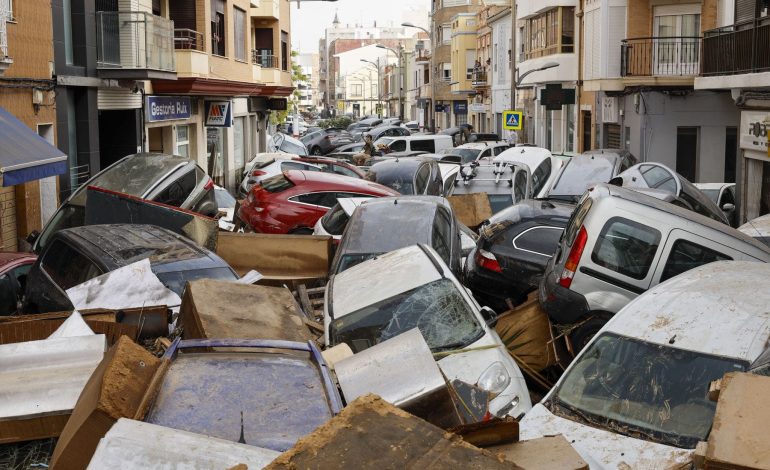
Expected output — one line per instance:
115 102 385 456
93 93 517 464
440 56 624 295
0 107 68 187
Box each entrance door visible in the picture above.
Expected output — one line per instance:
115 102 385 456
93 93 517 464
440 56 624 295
582 110 592 151
724 127 737 183
653 7 701 75
676 127 699 182
99 109 141 168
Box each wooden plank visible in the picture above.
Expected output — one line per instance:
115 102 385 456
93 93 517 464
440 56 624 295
448 418 519 448
296 284 314 318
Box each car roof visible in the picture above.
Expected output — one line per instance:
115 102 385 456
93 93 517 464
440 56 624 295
495 146 553 168
603 261 770 360
283 170 398 194
456 142 504 150
56 224 211 270
694 182 734 191
485 199 575 227
370 157 429 172
331 245 442 318
739 213 770 238
594 184 770 253
341 197 448 254
0 252 36 266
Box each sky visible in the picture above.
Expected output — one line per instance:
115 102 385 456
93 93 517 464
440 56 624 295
290 0 430 54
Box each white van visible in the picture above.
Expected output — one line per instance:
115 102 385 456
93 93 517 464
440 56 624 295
374 135 454 154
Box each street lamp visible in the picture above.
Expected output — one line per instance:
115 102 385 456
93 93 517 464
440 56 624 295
360 58 382 117
511 61 559 110
402 22 435 133
377 44 405 121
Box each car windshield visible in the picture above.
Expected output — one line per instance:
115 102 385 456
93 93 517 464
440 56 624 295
321 204 350 235
280 139 308 156
451 148 482 164
373 172 415 194
549 158 615 201
548 333 746 449
699 189 720 204
488 194 514 213
330 278 484 353
155 267 238 296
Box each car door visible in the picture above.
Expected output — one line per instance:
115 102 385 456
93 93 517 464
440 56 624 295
414 163 432 195
511 166 531 203
650 229 735 285
477 148 493 162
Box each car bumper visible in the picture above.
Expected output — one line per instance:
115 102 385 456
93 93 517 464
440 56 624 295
538 264 589 325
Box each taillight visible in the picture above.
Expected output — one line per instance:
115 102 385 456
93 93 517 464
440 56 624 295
476 249 502 273
251 169 267 177
559 226 588 289
204 178 214 191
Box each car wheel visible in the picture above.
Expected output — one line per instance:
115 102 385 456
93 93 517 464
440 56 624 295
569 313 613 353
311 147 323 156
290 227 314 235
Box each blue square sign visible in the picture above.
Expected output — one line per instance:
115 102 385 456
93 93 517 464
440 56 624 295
503 110 523 130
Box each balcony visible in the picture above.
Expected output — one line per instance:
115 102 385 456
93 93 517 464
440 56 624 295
96 11 176 80
251 0 279 20
173 29 208 78
252 49 283 84
702 18 770 76
620 37 702 79
471 70 488 87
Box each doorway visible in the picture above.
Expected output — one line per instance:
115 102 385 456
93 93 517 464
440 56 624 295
724 127 737 183
581 111 591 151
653 6 701 75
99 109 141 168
676 127 699 182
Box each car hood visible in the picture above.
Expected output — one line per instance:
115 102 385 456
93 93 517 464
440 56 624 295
520 404 693 469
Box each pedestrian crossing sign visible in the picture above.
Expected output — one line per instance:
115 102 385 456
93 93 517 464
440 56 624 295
503 110 523 130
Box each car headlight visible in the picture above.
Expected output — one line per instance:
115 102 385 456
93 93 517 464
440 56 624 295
477 361 511 395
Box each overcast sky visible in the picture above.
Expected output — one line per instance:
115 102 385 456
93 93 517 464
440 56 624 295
290 0 430 54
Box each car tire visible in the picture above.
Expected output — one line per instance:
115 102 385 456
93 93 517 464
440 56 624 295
311 147 322 156
290 227 314 235
569 312 613 353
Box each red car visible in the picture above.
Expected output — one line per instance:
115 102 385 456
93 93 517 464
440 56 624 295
238 170 399 234
297 157 366 180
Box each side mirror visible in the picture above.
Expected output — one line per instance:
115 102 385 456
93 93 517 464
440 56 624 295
721 203 735 212
26 230 40 245
480 306 499 327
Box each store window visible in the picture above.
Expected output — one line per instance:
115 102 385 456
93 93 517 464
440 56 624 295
176 125 190 158
206 127 226 186
234 7 246 61
234 117 245 174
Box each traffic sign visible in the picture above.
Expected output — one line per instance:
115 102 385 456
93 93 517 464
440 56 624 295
503 110 523 131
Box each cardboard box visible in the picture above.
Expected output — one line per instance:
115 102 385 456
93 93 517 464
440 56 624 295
447 193 493 229
50 336 161 470
215 232 331 287
0 318 136 345
266 394 521 469
180 279 313 343
488 435 588 469
705 372 770 470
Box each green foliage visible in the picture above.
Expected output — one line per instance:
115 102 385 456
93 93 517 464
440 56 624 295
272 51 309 125
318 116 353 129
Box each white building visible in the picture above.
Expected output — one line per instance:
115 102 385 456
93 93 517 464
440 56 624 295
490 8 513 138
296 52 319 112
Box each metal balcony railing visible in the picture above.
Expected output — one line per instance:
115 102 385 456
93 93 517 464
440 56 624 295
96 11 175 72
252 50 277 68
471 69 487 86
620 37 702 77
174 28 204 51
702 17 770 76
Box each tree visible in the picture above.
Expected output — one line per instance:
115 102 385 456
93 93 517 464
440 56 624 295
270 50 308 125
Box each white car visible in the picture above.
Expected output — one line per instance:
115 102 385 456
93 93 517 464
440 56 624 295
324 244 532 419
268 133 308 156
694 182 737 226
441 142 510 164
313 197 372 241
238 154 321 198
521 260 770 468
738 212 770 247
493 146 567 199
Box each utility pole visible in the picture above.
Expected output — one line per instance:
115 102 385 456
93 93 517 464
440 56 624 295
509 0 516 112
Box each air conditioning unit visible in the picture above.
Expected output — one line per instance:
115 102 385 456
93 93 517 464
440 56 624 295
32 88 45 105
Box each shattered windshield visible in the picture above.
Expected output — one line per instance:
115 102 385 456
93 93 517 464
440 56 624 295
330 278 484 354
548 333 746 449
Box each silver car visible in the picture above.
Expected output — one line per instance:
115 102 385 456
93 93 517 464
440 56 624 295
238 156 322 198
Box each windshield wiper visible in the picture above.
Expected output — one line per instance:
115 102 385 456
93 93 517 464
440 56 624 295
548 397 606 429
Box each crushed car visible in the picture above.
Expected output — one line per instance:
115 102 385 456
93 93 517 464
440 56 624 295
543 149 637 203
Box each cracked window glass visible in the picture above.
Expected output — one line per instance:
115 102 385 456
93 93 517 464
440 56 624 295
330 278 484 353
547 333 746 449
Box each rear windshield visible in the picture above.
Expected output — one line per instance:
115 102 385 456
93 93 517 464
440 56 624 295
155 266 238 296
550 158 615 200
260 174 295 193
321 205 350 235
280 140 308 156
591 217 661 280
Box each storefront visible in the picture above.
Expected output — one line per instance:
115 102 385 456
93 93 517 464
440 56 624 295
453 101 468 127
145 95 197 159
738 109 770 222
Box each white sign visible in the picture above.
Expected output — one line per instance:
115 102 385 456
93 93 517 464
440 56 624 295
739 110 769 159
602 96 618 123
469 103 489 113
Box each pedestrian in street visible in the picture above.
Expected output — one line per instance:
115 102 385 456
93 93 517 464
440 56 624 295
353 134 374 166
460 123 473 144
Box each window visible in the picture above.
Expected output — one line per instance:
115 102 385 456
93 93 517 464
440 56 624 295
442 63 452 81
281 161 319 172
293 192 339 208
281 31 289 71
660 240 732 282
639 164 676 193
513 170 527 203
532 158 552 196
514 226 564 257
415 164 431 194
441 23 452 43
42 241 103 291
431 208 452 264
233 7 246 61
154 169 197 207
389 139 407 152
465 49 476 79
591 217 661 280
211 0 225 56
410 140 436 152
261 174 294 193
523 7 576 59
351 83 363 97
175 125 190 158
2 0 12 21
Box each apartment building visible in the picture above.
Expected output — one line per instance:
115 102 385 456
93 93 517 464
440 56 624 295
469 4 509 134
489 7 513 138
695 0 769 221
0 0 67 249
431 0 484 130
296 52 319 112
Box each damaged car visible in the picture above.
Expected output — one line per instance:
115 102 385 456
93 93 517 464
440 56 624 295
521 261 770 468
324 244 532 419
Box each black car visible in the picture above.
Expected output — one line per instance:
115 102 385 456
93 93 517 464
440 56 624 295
24 224 238 313
329 196 462 275
464 199 575 312
366 157 443 196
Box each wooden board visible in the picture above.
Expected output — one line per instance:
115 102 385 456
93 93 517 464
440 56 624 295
0 319 137 345
266 394 521 469
488 435 588 469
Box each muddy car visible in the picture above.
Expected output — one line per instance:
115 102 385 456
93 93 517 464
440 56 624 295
24 224 238 313
324 244 532 419
366 158 444 196
739 212 770 247
522 261 770 468
544 149 637 203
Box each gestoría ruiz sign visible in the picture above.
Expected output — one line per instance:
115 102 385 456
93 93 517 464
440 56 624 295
146 96 191 122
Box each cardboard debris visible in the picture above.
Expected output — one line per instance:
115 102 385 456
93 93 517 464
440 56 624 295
704 372 770 470
266 394 521 469
86 418 280 469
216 232 331 287
447 193 494 228
84 186 219 250
495 294 557 373
0 317 136 346
50 336 161 470
449 418 519 448
0 324 106 444
180 279 312 343
488 435 588 469
66 259 181 312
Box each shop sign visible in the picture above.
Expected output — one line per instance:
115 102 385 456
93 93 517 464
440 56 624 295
469 103 488 113
739 110 769 159
146 96 191 122
204 100 233 127
453 101 468 114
